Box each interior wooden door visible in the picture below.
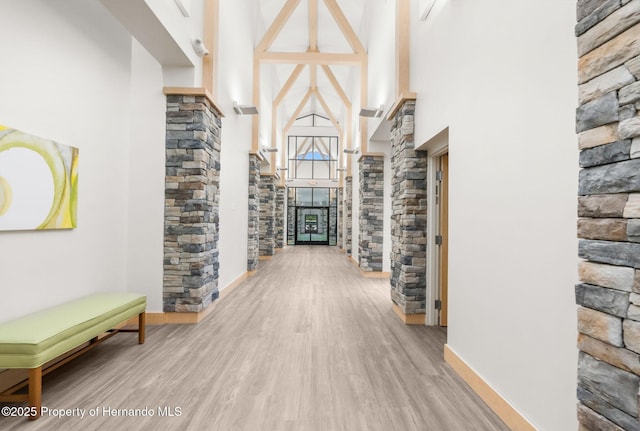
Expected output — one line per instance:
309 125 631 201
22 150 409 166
439 153 449 327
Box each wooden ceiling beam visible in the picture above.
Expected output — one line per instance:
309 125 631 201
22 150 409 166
257 51 364 65
256 0 302 52
309 0 318 51
322 0 366 54
314 89 343 137
321 65 350 109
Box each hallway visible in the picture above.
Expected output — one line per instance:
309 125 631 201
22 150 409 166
3 247 507 430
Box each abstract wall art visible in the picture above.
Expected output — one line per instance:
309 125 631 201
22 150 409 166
0 125 78 231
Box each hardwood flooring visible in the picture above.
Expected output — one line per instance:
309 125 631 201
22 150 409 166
1 246 508 430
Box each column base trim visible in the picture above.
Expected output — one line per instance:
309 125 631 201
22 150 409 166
361 270 390 279
392 303 426 325
259 255 274 261
444 345 536 431
130 271 253 326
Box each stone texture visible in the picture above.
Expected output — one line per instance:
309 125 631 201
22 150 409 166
628 304 640 320
620 115 640 139
275 185 285 249
632 138 640 158
620 104 637 121
578 0 614 21
163 94 221 312
578 306 624 346
578 333 640 375
247 154 260 270
579 261 636 291
625 318 640 353
337 188 343 247
578 218 629 241
389 101 427 316
579 194 629 217
578 386 640 431
579 124 620 149
579 66 635 104
359 155 384 272
621 81 640 106
579 23 640 84
579 352 639 415
577 92 620 133
345 176 353 256
627 55 640 79
580 239 640 268
578 403 626 431
578 1 640 56
259 175 276 256
576 283 630 317
579 139 632 167
579 158 640 195
635 270 640 293
627 219 640 242
624 194 640 217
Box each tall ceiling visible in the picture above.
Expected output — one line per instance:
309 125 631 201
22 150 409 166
253 0 370 151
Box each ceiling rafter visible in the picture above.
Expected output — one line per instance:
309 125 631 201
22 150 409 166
322 0 366 55
309 0 318 51
256 0 302 53
314 89 343 137
257 51 364 65
320 65 350 109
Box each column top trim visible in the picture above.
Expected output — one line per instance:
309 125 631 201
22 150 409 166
163 87 225 118
358 152 386 162
386 93 417 121
249 150 266 161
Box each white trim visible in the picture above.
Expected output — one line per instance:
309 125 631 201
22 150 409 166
416 127 448 326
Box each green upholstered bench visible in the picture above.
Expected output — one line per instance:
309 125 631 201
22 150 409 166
0 292 146 420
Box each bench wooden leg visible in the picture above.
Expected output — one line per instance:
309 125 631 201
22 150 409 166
28 366 42 421
138 312 146 344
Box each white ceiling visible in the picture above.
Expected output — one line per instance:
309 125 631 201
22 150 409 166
254 0 369 143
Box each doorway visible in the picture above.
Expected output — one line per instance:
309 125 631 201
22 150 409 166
436 153 449 326
296 207 329 245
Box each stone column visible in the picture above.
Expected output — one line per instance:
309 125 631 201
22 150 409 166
247 154 260 271
275 185 285 249
389 100 427 321
163 94 221 312
259 174 276 257
358 155 384 272
345 176 353 256
287 187 295 246
576 1 640 429
337 188 343 247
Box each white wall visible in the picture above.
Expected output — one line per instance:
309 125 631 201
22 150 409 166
216 0 254 292
0 0 136 322
410 1 578 430
126 39 166 313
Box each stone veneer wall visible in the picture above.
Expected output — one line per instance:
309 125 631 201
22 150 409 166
576 1 640 429
275 185 285 249
358 155 384 272
345 176 353 256
164 94 221 312
337 188 343 247
389 100 427 316
247 154 260 270
259 174 276 256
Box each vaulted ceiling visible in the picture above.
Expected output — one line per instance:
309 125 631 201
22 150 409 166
252 0 370 161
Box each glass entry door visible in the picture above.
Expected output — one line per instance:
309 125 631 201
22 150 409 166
296 207 329 245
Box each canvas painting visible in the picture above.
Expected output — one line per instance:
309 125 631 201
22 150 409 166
0 125 78 231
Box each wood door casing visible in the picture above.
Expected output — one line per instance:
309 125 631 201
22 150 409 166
439 154 449 327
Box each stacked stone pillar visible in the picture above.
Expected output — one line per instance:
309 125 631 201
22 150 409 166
389 100 427 320
576 1 640 429
345 176 353 256
247 154 260 271
259 174 276 257
163 94 221 312
337 188 343 247
358 155 384 272
275 185 285 249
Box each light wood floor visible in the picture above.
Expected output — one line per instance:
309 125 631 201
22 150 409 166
2 246 508 430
